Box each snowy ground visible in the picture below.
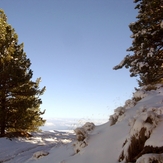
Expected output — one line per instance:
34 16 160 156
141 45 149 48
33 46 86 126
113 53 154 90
0 130 75 163
1 84 163 163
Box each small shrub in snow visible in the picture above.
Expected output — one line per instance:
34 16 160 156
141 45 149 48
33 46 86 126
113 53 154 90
132 89 147 102
33 151 49 159
129 111 159 137
119 128 148 162
136 153 163 163
109 107 125 126
148 107 163 116
74 127 88 142
133 89 146 98
119 109 159 162
133 96 142 102
136 146 163 160
109 86 153 126
109 115 117 126
144 84 157 91
82 122 95 132
124 99 135 109
73 122 95 153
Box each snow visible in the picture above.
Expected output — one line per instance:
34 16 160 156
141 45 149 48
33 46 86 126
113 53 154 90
0 85 163 163
0 131 75 163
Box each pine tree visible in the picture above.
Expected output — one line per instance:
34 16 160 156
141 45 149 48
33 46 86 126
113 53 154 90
0 10 46 136
113 0 163 86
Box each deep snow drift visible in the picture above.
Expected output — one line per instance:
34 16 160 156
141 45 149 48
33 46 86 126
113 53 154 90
1 84 163 163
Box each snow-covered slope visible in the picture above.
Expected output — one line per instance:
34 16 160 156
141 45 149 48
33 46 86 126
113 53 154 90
1 84 163 163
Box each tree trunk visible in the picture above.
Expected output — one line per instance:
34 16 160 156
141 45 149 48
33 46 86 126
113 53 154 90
0 98 6 137
0 122 5 136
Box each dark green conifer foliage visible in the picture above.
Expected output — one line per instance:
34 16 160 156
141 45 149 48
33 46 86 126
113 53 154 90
0 10 46 136
113 0 163 86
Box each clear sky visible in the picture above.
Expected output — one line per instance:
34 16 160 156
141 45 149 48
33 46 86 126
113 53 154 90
1 1 138 122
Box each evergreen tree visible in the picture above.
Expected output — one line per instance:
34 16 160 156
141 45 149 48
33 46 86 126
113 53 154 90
113 0 163 86
0 10 46 136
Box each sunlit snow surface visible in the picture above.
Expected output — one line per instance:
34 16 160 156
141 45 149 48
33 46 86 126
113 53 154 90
0 130 75 163
1 85 163 163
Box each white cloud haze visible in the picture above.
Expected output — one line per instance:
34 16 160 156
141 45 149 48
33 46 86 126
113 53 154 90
41 118 108 131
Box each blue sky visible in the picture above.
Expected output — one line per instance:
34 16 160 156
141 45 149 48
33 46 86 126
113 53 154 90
1 1 138 123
